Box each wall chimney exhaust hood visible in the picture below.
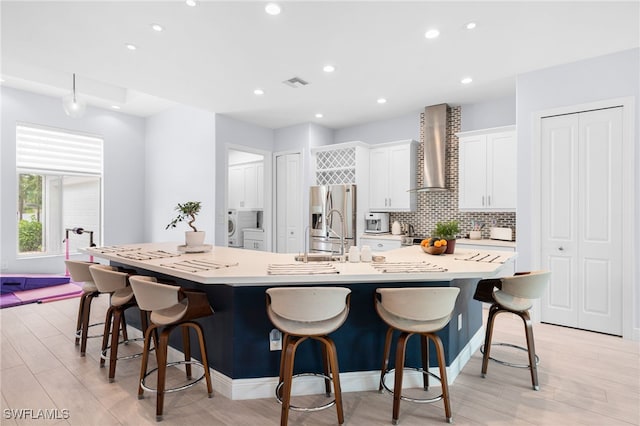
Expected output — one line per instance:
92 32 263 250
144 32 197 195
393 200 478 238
412 103 449 192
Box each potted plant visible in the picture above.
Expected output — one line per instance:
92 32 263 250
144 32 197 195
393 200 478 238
434 220 460 254
166 201 204 246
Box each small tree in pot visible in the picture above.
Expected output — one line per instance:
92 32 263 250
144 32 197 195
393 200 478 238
166 201 204 246
434 220 460 254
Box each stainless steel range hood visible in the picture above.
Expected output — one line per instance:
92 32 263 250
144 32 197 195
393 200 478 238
413 103 449 192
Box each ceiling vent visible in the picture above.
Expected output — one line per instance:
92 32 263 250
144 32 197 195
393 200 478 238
283 77 309 88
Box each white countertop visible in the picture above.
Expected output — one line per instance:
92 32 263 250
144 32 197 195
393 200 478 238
85 242 516 286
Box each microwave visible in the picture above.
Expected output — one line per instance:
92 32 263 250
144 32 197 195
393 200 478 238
364 212 390 234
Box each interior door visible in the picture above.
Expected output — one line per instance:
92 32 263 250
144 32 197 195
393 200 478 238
540 107 623 335
275 153 302 253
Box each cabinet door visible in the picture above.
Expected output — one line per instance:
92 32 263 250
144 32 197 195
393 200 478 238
228 166 244 209
242 163 258 209
369 148 389 210
387 144 415 211
458 136 487 209
487 131 516 210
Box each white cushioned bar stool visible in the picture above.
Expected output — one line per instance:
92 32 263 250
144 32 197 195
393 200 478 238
65 260 101 356
475 271 551 390
266 287 351 426
89 264 147 382
129 275 213 422
375 287 460 425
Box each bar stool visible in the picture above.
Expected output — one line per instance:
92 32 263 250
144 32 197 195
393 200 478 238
89 264 147 382
474 271 551 390
375 287 460 425
266 287 351 426
129 275 214 421
65 260 101 356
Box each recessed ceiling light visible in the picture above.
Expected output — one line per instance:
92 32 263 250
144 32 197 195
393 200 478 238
315 113 323 118
424 29 440 39
185 0 197 7
377 98 387 104
111 105 121 110
323 65 335 73
254 88 264 95
461 77 473 84
265 3 281 15
466 22 477 30
151 23 163 32
125 43 137 51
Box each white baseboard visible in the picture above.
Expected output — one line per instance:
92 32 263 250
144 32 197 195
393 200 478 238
207 327 485 400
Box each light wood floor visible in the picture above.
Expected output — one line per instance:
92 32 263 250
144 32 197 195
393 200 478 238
1 295 638 425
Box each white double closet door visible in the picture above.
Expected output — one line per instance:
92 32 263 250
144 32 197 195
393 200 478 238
540 106 623 336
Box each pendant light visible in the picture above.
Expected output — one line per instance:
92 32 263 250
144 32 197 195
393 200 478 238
62 73 86 118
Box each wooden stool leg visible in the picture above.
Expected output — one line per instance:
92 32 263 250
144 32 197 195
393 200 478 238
421 334 430 390
392 332 411 425
279 337 300 426
80 292 97 356
138 324 155 399
100 305 115 368
120 310 128 342
75 292 87 345
379 326 394 392
192 322 213 397
521 310 540 390
108 308 122 382
431 334 452 423
482 304 500 377
156 327 171 421
182 325 192 379
321 339 332 396
320 336 344 425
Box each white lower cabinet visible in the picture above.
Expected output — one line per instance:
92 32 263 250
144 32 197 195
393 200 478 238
243 229 265 251
360 236 402 252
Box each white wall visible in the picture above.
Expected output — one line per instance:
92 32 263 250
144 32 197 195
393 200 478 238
334 110 420 145
214 114 274 246
516 48 639 329
0 87 146 274
145 105 216 244
460 96 516 131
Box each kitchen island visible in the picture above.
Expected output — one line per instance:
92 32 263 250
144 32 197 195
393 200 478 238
86 243 516 400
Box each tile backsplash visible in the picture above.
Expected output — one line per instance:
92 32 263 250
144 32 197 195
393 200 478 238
389 106 517 240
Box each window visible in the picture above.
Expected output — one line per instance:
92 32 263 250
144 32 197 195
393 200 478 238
16 124 103 256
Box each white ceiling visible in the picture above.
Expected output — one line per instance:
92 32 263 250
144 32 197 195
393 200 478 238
2 1 638 129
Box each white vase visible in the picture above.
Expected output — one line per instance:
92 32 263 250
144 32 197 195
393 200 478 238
185 231 205 247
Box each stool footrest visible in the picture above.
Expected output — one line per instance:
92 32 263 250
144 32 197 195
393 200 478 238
141 360 208 394
75 321 105 340
275 373 337 412
381 368 445 404
100 337 145 362
481 342 540 369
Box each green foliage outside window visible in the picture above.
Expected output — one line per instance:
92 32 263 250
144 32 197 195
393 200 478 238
19 216 43 252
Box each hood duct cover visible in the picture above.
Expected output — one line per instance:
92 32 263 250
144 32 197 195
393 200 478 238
415 103 448 192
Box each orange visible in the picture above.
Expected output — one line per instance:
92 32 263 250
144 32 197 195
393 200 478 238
440 239 447 246
434 240 442 248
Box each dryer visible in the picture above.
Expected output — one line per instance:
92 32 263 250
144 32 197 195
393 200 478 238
228 209 257 247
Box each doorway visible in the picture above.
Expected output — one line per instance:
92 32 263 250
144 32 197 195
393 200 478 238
537 102 632 336
227 148 269 250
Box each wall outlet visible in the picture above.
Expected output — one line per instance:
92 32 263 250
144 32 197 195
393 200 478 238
457 314 463 331
269 329 282 351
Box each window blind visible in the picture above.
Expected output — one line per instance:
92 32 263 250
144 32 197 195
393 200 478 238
16 124 103 175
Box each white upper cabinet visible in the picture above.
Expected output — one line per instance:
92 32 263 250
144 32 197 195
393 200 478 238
228 161 264 209
369 140 417 212
457 126 516 211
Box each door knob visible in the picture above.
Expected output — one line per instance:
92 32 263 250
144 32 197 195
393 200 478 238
558 246 564 251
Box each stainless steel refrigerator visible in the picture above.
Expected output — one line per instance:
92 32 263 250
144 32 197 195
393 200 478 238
309 184 357 254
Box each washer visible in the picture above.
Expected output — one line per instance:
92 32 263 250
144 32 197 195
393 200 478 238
228 210 257 247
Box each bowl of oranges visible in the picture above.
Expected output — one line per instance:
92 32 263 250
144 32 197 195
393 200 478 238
420 237 447 255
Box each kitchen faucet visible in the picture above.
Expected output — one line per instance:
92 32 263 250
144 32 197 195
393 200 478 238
327 208 346 262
